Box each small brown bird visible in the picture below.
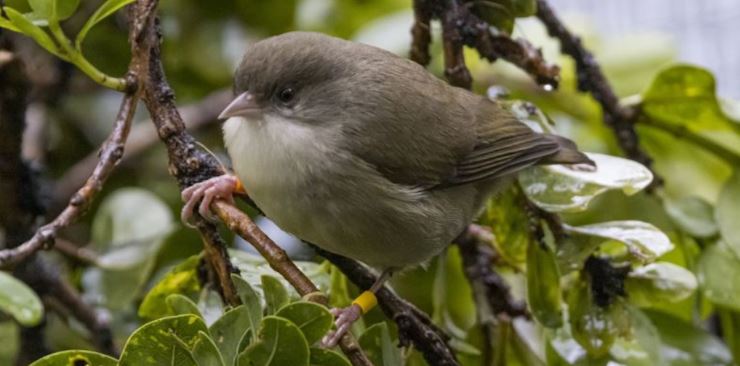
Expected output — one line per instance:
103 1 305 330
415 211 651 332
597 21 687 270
182 31 591 346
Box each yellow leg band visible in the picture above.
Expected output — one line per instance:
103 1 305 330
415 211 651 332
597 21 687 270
352 291 377 314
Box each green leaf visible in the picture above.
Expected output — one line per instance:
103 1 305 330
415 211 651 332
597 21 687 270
309 348 351 366
466 0 534 33
167 294 203 318
192 331 226 366
139 255 202 320
2 8 60 56
28 0 80 21
480 185 532 267
0 15 21 32
716 171 740 258
664 195 718 238
519 153 653 213
209 305 252 366
567 281 631 357
642 64 740 132
358 323 402 366
625 262 697 307
75 0 135 48
232 274 263 344
29 350 117 366
261 275 289 315
0 271 43 326
119 314 209 366
564 221 673 262
527 234 563 328
238 316 310 366
696 242 740 312
275 301 333 345
646 310 734 365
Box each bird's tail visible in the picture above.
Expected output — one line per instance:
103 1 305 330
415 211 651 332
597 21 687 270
539 135 595 167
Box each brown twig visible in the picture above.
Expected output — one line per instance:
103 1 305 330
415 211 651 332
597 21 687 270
0 74 138 268
412 0 560 88
314 246 460 366
53 238 99 266
535 0 658 180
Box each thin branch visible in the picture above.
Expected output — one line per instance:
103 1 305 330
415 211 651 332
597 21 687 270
0 75 138 268
314 246 460 366
53 238 100 266
410 0 433 66
535 0 659 181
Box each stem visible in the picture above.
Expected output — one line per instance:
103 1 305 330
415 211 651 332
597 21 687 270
47 19 126 91
638 116 740 166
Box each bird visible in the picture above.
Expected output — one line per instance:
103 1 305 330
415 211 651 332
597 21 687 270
181 31 592 346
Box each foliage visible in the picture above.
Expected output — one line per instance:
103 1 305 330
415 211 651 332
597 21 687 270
1 0 740 365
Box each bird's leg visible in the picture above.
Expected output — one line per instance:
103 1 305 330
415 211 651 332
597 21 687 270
181 174 244 226
321 269 394 347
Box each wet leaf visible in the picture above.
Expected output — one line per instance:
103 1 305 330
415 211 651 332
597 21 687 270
564 221 673 262
209 305 252 366
358 322 402 366
276 301 333 345
527 235 563 328
664 195 718 238
568 280 631 357
29 350 117 366
520 153 653 213
119 314 208 366
309 348 351 366
696 242 740 312
0 271 43 326
625 262 697 308
238 316 309 366
716 171 740 258
139 255 201 320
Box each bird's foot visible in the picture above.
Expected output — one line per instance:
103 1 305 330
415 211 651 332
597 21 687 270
181 174 240 226
321 304 363 348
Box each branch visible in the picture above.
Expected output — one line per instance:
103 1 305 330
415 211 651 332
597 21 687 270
535 0 659 181
0 73 138 268
313 246 460 366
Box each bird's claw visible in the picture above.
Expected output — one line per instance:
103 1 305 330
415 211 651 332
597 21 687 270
180 174 239 227
321 304 363 348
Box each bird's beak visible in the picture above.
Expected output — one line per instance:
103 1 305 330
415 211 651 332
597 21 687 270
219 92 261 120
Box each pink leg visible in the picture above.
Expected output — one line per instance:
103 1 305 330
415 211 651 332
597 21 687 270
181 174 239 227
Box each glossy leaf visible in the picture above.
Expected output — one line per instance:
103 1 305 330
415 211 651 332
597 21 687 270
520 153 653 213
209 305 252 366
232 274 263 344
647 310 733 365
642 64 740 132
696 242 740 312
238 316 310 366
0 271 43 326
309 348 351 366
167 294 203 317
229 250 331 298
139 255 201 320
716 171 740 258
664 195 718 238
568 281 631 357
564 221 673 261
527 238 563 328
76 0 135 48
358 322 402 366
261 275 289 315
29 350 117 366
276 301 333 345
625 262 697 307
28 0 80 20
119 314 209 366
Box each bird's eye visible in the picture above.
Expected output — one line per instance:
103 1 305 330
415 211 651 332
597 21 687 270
277 87 296 104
